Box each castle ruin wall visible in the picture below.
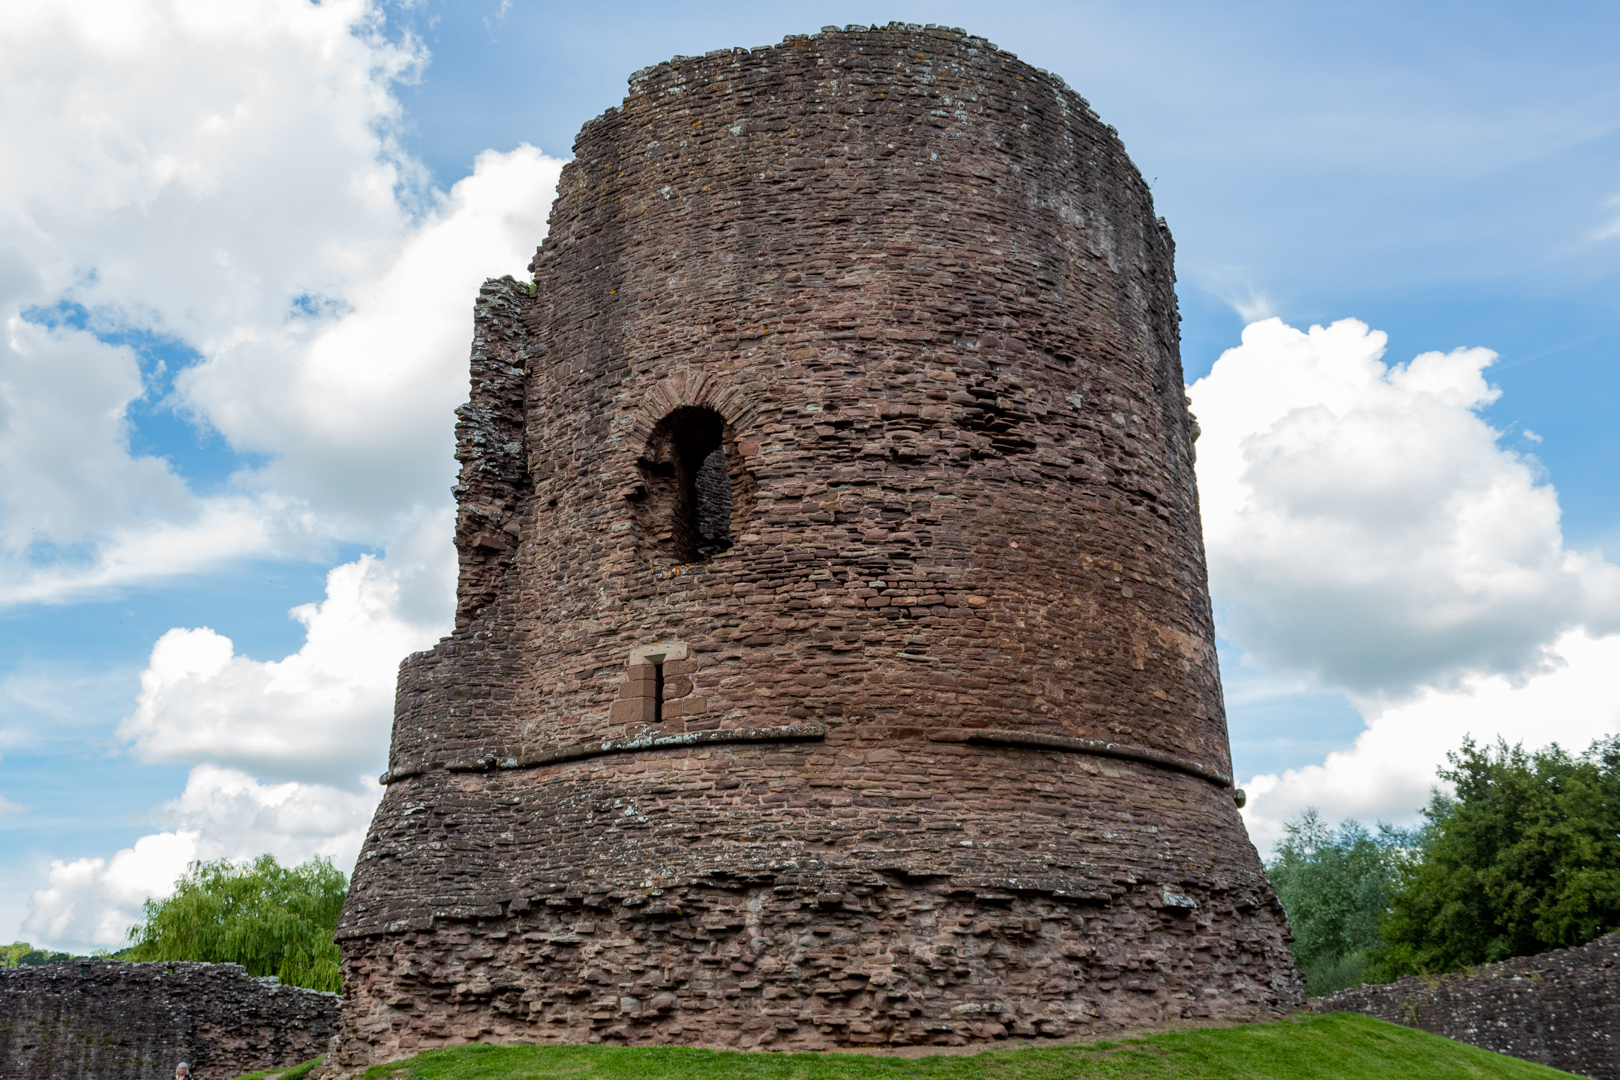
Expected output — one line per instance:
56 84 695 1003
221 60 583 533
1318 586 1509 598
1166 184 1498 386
331 23 1302 1066
0 961 337 1080
1314 931 1620 1080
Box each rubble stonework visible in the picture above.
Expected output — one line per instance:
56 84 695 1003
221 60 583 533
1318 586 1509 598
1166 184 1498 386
0 961 338 1080
331 23 1302 1066
1314 931 1620 1080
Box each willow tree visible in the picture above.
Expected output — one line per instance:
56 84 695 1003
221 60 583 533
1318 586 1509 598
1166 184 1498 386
126 854 347 992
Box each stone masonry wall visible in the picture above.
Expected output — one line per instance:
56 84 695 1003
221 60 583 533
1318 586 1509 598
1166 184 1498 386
1314 931 1620 1080
0 961 338 1080
332 22 1301 1068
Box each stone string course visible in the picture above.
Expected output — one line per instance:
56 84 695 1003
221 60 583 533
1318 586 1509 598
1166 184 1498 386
0 961 338 1080
330 21 1302 1069
1313 931 1620 1080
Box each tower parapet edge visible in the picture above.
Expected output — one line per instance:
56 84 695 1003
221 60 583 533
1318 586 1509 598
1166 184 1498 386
332 23 1300 1066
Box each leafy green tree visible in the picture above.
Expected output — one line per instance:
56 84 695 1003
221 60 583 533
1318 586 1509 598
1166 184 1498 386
0 941 77 967
1372 735 1620 979
1266 809 1414 995
125 854 348 992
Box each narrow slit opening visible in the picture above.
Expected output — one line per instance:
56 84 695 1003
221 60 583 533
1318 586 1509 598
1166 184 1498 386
653 660 665 726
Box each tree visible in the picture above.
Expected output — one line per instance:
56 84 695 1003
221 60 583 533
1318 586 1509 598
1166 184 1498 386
0 941 77 967
1373 735 1620 979
1265 809 1413 995
125 854 348 992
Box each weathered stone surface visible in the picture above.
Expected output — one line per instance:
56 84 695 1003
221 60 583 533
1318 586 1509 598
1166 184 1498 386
0 961 338 1080
1314 931 1620 1080
332 21 1301 1068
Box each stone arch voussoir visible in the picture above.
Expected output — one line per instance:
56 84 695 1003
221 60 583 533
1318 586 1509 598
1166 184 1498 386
628 370 758 447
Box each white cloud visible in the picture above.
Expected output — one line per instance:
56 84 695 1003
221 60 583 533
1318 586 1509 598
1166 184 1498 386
1240 629 1620 853
1191 317 1620 697
1219 283 1279 323
2 0 568 952
182 145 562 532
0 314 190 552
0 0 564 600
22 764 379 952
1193 317 1620 852
0 0 423 337
23 512 450 950
0 0 573 952
23 829 195 951
118 510 455 787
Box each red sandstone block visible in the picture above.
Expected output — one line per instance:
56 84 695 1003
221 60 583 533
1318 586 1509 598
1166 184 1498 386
610 699 655 725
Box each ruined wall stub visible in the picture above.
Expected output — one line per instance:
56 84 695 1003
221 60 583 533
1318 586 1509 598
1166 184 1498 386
332 23 1301 1065
1313 931 1620 1080
0 961 337 1080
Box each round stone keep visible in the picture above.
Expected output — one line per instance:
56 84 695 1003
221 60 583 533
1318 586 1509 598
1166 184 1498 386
331 23 1301 1064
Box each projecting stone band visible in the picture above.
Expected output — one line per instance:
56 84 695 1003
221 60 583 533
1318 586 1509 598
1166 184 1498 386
378 723 1231 790
926 728 1234 789
378 724 829 784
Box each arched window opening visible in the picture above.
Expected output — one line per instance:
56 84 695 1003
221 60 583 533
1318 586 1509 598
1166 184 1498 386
636 406 733 564
692 445 732 555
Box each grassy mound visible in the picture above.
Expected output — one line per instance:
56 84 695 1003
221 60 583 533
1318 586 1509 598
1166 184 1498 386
351 1014 1574 1079
234 1057 323 1080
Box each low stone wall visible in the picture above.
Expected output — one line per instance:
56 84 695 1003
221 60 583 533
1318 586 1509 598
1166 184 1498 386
0 960 339 1080
1312 930 1619 1079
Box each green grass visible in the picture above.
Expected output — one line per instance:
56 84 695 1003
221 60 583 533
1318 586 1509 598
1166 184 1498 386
358 1014 1575 1080
233 1056 323 1080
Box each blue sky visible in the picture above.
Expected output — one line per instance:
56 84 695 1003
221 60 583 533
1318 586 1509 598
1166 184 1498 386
1 0 1616 951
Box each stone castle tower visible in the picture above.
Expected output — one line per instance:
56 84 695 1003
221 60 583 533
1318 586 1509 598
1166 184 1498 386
330 23 1301 1064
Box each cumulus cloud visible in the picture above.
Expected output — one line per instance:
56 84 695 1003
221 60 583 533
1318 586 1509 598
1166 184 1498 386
0 0 564 600
0 0 423 337
22 764 379 951
24 513 450 949
1191 317 1620 697
183 145 563 531
119 510 455 787
0 314 190 552
22 829 197 951
1193 317 1620 851
1240 629 1620 853
3 0 570 951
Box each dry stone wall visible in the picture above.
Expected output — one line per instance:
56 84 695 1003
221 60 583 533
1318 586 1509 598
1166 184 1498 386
1314 931 1620 1080
332 22 1301 1068
0 961 338 1080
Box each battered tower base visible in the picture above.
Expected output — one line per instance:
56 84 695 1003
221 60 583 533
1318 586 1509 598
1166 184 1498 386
333 879 1291 1063
329 736 1298 1068
328 21 1305 1067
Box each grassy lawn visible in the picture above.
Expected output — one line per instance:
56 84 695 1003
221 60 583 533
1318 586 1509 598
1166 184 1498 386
233 1057 323 1080
350 1013 1574 1080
